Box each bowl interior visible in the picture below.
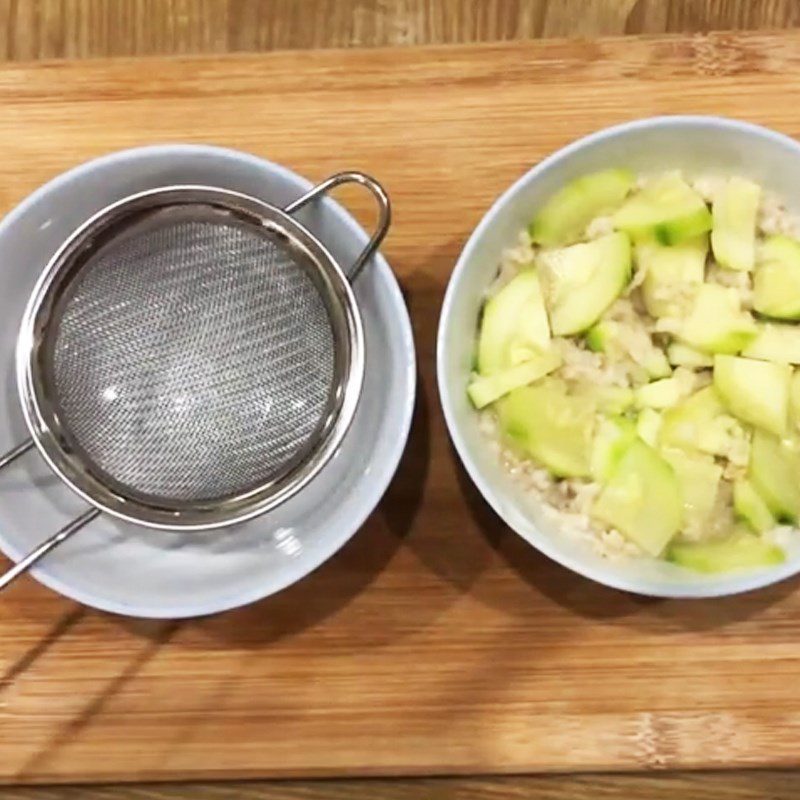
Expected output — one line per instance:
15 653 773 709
438 116 800 597
0 145 416 617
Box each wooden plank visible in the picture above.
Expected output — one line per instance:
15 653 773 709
4 771 800 800
1 0 799 60
4 30 800 785
4 4 800 799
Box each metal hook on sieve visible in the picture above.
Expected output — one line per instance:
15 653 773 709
284 171 391 282
0 508 100 590
0 441 101 591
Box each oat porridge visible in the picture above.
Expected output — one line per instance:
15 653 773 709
468 169 800 572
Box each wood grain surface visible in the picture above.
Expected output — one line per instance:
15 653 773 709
3 30 800 789
3 771 800 800
1 0 799 60
4 3 800 800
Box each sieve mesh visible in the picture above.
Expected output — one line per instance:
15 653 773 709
45 207 338 505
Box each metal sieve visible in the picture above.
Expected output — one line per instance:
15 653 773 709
0 171 390 590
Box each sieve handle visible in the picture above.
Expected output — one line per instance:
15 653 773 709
0 509 100 591
0 439 100 591
0 439 35 469
284 171 391 282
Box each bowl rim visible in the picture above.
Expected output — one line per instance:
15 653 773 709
437 114 800 598
0 144 417 617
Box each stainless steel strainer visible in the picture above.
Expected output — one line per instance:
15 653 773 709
0 171 390 590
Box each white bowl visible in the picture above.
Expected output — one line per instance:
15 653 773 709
0 145 416 618
438 115 800 598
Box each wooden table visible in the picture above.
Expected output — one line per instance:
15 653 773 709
2 2 800 798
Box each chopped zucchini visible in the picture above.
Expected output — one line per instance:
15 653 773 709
497 382 596 478
540 232 632 336
477 270 551 374
467 349 562 408
749 429 800 523
635 371 695 410
660 386 750 463
711 177 761 271
575 384 635 415
530 169 635 246
642 349 672 379
636 408 663 447
637 234 707 318
591 416 638 481
662 448 722 536
753 235 800 320
667 342 714 368
585 320 619 354
678 283 757 354
660 387 725 450
713 355 790 437
592 439 683 556
613 173 712 245
790 371 800 432
668 529 784 573
733 479 776 534
742 323 800 364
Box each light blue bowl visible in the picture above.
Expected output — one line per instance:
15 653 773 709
0 145 416 617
